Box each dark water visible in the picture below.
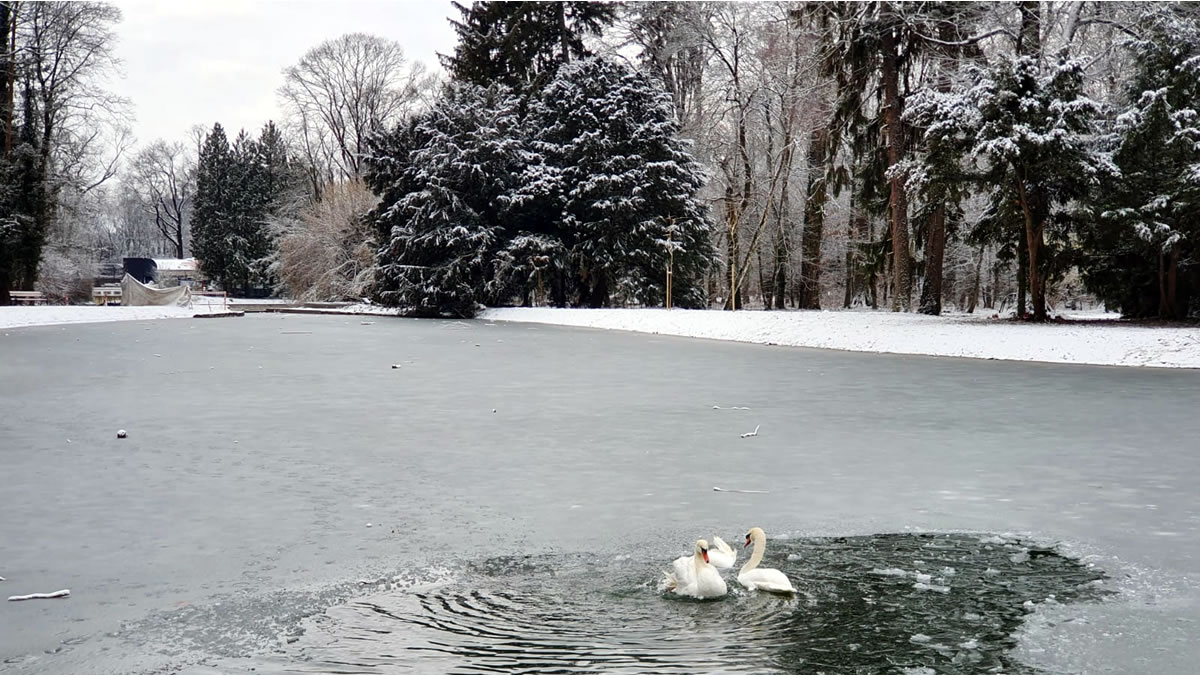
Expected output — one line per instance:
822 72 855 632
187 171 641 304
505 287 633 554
213 533 1106 675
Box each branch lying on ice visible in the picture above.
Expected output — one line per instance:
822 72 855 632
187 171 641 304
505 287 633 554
740 425 760 438
713 486 769 494
712 405 750 410
8 589 70 601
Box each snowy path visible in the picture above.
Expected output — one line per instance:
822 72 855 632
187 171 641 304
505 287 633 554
480 307 1200 368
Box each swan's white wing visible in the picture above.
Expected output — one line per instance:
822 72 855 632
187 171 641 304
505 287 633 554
712 536 734 556
670 554 696 585
737 567 796 594
708 536 737 569
692 565 728 599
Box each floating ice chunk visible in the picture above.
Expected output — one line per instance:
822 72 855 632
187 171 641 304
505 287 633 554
909 633 932 644
958 639 978 650
8 589 69 601
913 582 951 594
941 566 957 576
900 669 935 675
914 572 932 584
978 535 1007 545
1009 550 1031 563
787 553 803 561
963 612 981 621
871 568 909 577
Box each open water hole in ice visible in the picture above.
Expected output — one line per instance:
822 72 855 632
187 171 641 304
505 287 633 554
171 533 1106 674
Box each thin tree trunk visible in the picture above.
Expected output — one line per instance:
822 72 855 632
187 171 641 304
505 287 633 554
967 243 984 313
881 9 911 311
1016 226 1028 319
771 129 796 310
1166 245 1179 319
798 123 828 309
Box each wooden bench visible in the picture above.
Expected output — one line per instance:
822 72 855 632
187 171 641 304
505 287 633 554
10 291 46 305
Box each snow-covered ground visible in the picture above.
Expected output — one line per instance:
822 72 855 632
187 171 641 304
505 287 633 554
479 307 1200 368
0 305 200 330
0 297 296 331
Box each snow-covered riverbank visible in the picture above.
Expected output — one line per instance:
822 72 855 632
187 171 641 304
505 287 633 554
480 307 1200 368
0 305 199 330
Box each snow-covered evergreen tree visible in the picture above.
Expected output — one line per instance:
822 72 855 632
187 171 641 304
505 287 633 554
906 51 1107 321
365 84 527 317
1083 6 1200 318
194 122 304 295
523 56 712 307
192 123 236 290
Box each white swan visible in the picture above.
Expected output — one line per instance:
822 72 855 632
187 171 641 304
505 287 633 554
663 539 727 599
666 535 735 581
738 527 796 594
707 535 737 569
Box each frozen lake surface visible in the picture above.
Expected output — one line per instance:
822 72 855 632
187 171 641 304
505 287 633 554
1 314 1197 673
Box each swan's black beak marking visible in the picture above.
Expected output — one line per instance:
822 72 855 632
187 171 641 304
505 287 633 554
744 534 752 548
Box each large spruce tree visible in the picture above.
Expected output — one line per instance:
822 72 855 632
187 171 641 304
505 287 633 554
366 84 527 317
441 1 616 89
523 57 711 308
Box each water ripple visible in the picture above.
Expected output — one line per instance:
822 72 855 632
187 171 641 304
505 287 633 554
261 533 1107 674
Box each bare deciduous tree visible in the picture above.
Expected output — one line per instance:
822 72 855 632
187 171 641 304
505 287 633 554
127 140 193 258
279 33 435 189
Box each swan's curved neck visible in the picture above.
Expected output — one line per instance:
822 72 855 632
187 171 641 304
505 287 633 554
741 535 765 574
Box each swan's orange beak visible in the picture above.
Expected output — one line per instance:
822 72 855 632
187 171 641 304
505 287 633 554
701 549 710 563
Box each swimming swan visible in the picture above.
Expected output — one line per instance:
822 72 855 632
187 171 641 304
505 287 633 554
738 527 796 594
663 539 727 599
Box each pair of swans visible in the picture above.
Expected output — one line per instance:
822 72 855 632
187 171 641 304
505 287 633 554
662 527 796 599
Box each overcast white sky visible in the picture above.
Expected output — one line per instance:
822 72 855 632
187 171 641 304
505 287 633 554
109 0 459 147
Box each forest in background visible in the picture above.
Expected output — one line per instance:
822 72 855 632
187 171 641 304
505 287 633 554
0 2 1197 322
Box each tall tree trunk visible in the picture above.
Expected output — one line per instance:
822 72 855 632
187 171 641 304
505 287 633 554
919 204 946 314
723 183 740 310
1014 0 1046 322
798 123 828 309
880 14 911 311
771 129 796 310
0 1 12 305
1 1 13 158
1015 175 1047 321
1016 226 1028 319
843 192 856 309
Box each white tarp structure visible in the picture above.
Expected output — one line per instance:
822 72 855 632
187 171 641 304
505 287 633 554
120 273 192 307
